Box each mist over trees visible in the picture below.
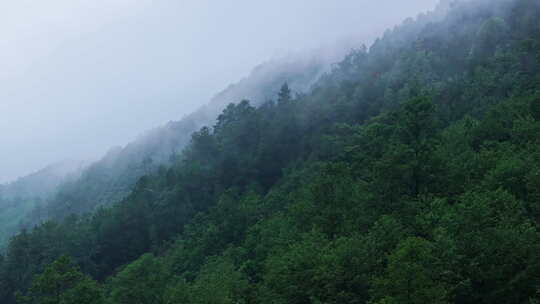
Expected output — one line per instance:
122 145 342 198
1 0 540 303
0 50 334 247
0 160 85 246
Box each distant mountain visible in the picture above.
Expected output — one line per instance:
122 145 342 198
0 160 85 200
0 159 85 246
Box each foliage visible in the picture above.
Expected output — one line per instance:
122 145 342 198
1 0 540 304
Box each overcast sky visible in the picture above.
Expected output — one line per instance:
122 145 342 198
0 0 439 183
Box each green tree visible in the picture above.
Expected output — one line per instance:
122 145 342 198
18 255 102 304
470 17 509 60
370 96 440 203
371 237 448 304
531 98 540 121
108 254 169 304
189 256 249 304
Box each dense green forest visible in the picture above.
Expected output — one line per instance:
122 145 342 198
2 0 540 303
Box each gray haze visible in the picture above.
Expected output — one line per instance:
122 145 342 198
0 0 439 183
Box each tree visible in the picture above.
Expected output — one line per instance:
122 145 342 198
277 83 292 106
369 96 440 203
531 98 540 121
188 256 249 304
470 17 509 60
18 255 102 304
371 237 448 304
108 253 169 304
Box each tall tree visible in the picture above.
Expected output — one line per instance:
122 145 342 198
18 256 102 304
277 83 292 106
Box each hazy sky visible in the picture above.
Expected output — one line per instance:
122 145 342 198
0 0 439 183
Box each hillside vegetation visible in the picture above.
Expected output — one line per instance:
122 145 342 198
18 52 332 229
2 0 540 303
0 160 84 246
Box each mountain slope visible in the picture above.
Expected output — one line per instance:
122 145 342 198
0 160 84 246
2 0 540 303
23 51 335 227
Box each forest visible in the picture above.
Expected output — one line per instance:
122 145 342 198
1 0 540 303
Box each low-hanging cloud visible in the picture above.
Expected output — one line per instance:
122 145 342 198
0 0 439 183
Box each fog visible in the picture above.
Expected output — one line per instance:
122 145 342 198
0 0 439 183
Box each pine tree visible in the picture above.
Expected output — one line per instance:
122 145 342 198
277 83 292 106
18 256 102 304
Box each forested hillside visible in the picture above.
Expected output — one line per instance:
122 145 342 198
18 51 332 230
2 0 540 303
0 160 84 247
